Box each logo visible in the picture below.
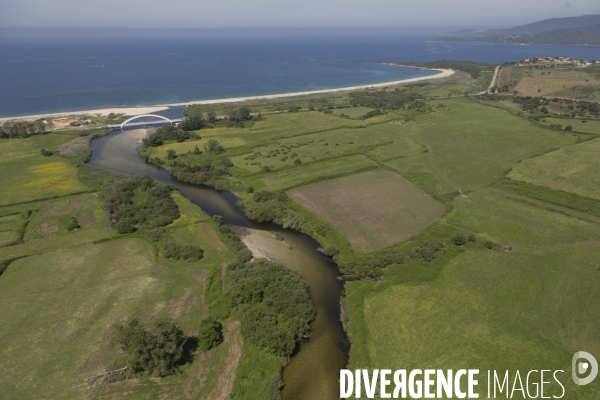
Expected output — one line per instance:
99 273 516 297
572 351 598 386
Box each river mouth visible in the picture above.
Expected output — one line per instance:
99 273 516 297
88 127 349 400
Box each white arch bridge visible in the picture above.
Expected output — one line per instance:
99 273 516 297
109 114 182 130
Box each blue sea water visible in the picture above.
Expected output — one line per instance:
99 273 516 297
0 34 599 117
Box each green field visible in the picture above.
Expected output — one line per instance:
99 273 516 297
0 130 275 400
0 238 159 399
289 170 445 251
509 138 600 200
346 189 600 398
541 117 600 134
0 153 90 206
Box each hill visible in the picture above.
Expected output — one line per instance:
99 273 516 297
485 14 600 36
439 14 600 45
444 14 600 37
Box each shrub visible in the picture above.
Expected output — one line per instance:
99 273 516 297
484 241 494 250
197 318 223 352
67 217 80 231
412 240 445 262
212 214 223 225
565 125 573 131
145 227 165 241
325 245 340 257
163 243 204 261
116 220 136 234
167 149 177 160
452 233 467 246
468 234 476 242
282 212 307 230
114 318 185 377
205 139 224 154
237 248 253 262
40 148 53 157
294 158 302 165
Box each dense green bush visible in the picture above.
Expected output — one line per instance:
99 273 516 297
104 175 180 232
451 233 467 246
142 125 199 147
197 318 224 352
178 115 206 131
170 157 232 186
204 139 224 154
163 243 204 261
349 89 423 110
114 318 186 377
225 259 315 357
411 240 446 262
40 148 53 157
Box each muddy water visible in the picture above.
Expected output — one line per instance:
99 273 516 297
88 128 348 399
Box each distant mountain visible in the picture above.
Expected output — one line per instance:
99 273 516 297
438 15 600 46
483 14 600 36
480 24 600 46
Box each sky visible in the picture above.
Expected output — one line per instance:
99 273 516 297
0 0 598 29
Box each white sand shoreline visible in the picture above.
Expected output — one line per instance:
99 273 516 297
0 68 454 122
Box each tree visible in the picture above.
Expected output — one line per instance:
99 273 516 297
204 139 224 154
167 149 177 160
193 145 200 154
115 318 185 377
116 220 136 234
206 110 217 124
198 318 224 352
565 125 573 131
179 114 205 131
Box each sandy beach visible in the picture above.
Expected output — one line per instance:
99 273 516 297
0 68 453 122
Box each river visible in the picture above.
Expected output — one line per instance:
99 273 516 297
88 128 348 400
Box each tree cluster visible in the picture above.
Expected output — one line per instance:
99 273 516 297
142 126 199 147
170 156 232 187
103 175 180 233
348 89 424 110
225 259 315 357
243 191 290 223
114 318 186 377
0 119 49 138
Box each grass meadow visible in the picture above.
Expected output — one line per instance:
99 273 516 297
540 117 600 134
288 170 444 251
0 153 90 206
0 127 275 399
345 189 600 398
508 138 600 200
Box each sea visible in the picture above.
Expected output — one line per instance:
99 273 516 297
1 32 599 118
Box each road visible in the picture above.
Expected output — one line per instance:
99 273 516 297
488 66 500 93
